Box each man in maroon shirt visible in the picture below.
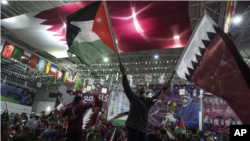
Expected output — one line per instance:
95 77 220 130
62 95 98 141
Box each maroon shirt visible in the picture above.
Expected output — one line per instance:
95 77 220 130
62 103 93 134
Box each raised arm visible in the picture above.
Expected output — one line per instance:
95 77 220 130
119 56 134 101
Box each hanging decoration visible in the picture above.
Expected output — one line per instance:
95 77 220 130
37 82 42 88
88 78 94 86
106 75 109 80
158 74 166 84
171 83 174 91
100 78 105 85
24 81 28 87
145 74 152 82
3 76 7 83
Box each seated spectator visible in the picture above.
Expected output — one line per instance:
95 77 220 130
45 124 64 140
14 125 23 137
23 126 33 134
148 126 161 141
117 131 126 141
1 123 11 141
159 128 167 141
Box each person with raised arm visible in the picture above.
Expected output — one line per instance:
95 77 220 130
119 56 173 141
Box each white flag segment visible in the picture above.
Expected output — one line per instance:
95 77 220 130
175 13 219 80
1 13 68 58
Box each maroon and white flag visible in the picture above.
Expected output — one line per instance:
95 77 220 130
176 12 250 124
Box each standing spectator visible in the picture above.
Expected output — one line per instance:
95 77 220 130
1 123 11 141
197 130 205 141
14 124 23 137
36 117 46 136
117 131 126 141
148 126 161 141
99 124 107 138
25 112 43 130
189 127 200 141
159 128 167 141
62 95 100 141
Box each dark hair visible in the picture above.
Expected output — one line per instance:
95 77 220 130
41 111 45 114
189 127 197 134
11 133 38 141
216 116 223 120
159 128 167 135
197 130 203 136
1 123 9 131
55 124 63 130
153 126 160 131
15 125 21 132
227 116 234 121
41 133 49 138
73 96 82 105
88 134 95 140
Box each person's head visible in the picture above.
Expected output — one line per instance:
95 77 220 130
189 127 197 136
181 89 193 105
137 82 146 95
215 116 223 125
197 130 203 138
1 123 10 140
226 116 234 125
55 124 64 132
204 96 211 103
29 112 36 118
204 115 211 123
40 133 49 140
88 134 96 141
15 122 20 126
11 133 38 141
15 125 23 133
214 96 221 105
73 96 82 105
23 126 32 133
3 118 9 124
152 126 160 136
54 133 66 141
120 131 126 138
159 128 167 138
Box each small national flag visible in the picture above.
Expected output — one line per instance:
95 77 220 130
66 1 115 66
71 76 75 85
56 68 63 79
2 43 15 58
83 81 87 88
45 62 52 74
79 80 83 90
21 51 31 65
109 128 116 141
174 116 185 135
176 12 250 124
12 47 24 61
29 55 39 68
0 38 6 53
37 58 46 72
66 74 72 84
63 71 69 82
50 65 58 76
74 78 80 90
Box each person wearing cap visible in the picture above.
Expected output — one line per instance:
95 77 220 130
62 95 99 141
165 89 199 130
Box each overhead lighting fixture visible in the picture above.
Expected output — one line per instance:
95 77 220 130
154 55 158 59
47 106 51 111
233 16 242 24
104 58 108 62
1 0 8 4
174 36 180 39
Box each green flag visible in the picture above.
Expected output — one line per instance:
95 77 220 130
12 47 24 61
74 78 80 90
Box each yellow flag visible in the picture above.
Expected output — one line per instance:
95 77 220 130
45 62 51 74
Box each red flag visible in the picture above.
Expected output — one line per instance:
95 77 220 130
176 13 250 124
2 43 15 58
56 68 63 79
29 55 39 68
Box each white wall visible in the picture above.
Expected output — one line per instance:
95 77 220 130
0 101 32 115
32 101 55 114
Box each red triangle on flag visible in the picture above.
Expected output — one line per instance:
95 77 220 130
176 116 185 131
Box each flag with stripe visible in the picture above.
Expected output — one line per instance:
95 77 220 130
174 116 185 135
176 12 250 124
56 68 63 79
74 78 80 90
12 47 24 61
21 51 31 65
29 55 39 68
2 43 15 58
0 38 6 53
37 58 46 72
66 1 115 66
79 80 84 90
50 64 58 76
63 71 69 82
45 62 52 74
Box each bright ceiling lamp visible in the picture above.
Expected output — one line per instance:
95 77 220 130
154 55 158 59
104 58 108 62
47 106 51 111
233 16 242 24
1 0 8 4
174 35 180 39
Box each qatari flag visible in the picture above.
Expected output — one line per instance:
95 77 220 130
176 12 250 124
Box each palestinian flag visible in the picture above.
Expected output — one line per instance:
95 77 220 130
66 1 115 66
174 117 185 135
45 62 52 74
176 12 250 124
109 112 128 127
29 55 39 68
2 43 15 58
12 47 24 61
21 51 31 65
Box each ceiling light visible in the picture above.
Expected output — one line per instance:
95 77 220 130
104 58 108 62
154 55 158 59
174 36 180 39
233 16 242 24
47 106 51 111
1 0 8 4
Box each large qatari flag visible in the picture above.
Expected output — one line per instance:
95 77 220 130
176 12 250 124
107 1 192 52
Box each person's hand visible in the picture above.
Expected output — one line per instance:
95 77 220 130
165 113 177 122
118 56 126 75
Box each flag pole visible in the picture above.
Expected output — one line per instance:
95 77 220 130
103 1 120 56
